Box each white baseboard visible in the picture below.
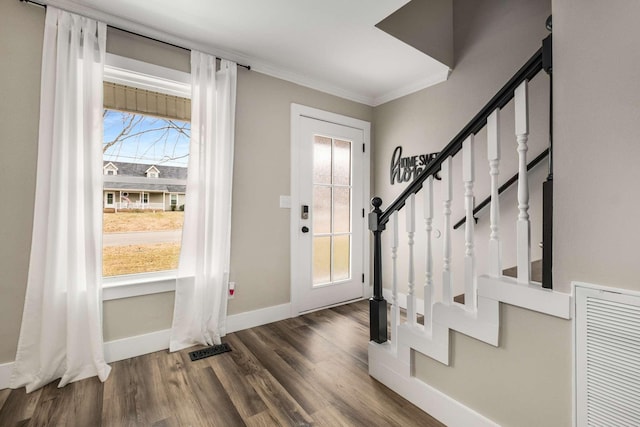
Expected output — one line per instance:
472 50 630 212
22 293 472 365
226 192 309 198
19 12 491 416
226 303 292 333
103 328 172 364
369 342 499 427
0 330 173 390
103 302 294 363
0 303 294 390
0 361 13 390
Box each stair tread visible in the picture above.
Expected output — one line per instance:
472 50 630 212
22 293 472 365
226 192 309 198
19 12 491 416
502 259 542 282
454 260 543 304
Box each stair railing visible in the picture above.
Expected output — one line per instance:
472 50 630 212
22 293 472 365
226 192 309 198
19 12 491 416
369 36 552 344
453 148 549 230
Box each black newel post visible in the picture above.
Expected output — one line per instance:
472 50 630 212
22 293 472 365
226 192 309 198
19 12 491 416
369 197 387 343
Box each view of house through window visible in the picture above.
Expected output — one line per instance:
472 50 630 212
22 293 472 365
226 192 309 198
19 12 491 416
102 108 191 277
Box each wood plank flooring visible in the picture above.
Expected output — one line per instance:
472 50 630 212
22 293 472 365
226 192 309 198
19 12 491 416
0 300 443 427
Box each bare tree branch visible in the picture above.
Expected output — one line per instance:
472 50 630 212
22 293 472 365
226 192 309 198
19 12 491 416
102 110 191 166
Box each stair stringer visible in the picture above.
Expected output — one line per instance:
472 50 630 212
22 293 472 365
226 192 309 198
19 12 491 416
370 275 572 426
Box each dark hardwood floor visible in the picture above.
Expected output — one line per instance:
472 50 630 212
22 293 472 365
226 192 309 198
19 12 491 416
0 300 443 426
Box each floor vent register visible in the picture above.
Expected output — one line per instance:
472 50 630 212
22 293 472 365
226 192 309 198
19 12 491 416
188 343 232 361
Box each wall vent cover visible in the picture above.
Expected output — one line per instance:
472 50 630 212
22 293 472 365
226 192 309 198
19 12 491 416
576 285 640 426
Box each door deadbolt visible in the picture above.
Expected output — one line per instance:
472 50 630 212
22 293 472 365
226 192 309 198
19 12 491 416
301 205 309 220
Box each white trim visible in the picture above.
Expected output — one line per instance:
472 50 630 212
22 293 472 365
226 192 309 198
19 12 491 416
255 62 375 106
35 0 450 107
369 342 500 427
478 275 572 319
379 281 570 367
103 329 172 364
104 53 191 98
572 280 640 298
0 302 294 390
103 162 118 174
372 68 451 107
36 0 376 105
103 271 177 300
0 362 13 390
226 303 292 334
290 104 371 316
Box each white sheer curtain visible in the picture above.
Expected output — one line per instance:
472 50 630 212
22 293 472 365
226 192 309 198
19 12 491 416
170 52 237 352
11 7 110 392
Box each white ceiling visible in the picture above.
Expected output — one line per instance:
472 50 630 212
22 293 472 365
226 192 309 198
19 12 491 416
48 0 451 106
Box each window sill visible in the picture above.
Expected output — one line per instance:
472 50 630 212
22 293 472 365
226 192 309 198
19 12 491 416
103 271 177 301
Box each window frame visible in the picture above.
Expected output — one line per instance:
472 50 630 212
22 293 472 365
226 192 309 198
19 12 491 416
102 54 191 301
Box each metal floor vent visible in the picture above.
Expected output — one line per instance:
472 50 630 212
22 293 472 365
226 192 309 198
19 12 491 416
189 343 232 361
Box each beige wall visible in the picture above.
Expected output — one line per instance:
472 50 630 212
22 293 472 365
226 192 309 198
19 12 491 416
371 0 574 425
414 304 572 426
103 292 175 341
229 70 372 314
0 1 43 364
0 1 372 364
553 0 640 293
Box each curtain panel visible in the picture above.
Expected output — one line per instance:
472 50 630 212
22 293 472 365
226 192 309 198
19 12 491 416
170 52 237 352
11 7 111 392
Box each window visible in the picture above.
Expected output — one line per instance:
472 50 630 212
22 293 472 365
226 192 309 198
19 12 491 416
102 54 191 280
146 166 160 178
103 162 118 175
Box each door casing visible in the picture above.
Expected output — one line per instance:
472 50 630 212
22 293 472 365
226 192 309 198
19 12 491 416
290 104 371 316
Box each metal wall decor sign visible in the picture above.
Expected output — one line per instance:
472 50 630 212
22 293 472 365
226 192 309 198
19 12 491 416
390 146 439 185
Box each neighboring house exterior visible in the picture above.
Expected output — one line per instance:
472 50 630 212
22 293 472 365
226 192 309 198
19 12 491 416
103 161 187 211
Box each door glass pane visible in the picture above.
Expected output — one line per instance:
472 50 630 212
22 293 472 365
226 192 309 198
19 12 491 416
313 236 331 285
333 139 351 185
333 235 350 281
313 136 332 184
312 135 353 286
313 186 331 234
333 187 350 233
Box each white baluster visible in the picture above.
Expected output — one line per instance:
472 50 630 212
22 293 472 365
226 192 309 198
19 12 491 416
391 211 399 346
406 193 416 326
423 176 434 330
515 81 531 284
487 109 502 278
442 157 452 305
463 135 476 310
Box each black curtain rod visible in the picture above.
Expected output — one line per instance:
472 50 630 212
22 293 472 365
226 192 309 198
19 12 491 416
20 0 251 70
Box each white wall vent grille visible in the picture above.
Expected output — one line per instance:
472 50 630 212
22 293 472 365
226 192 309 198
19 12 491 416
576 285 640 426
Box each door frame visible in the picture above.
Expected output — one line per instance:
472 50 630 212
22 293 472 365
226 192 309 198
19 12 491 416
290 104 371 316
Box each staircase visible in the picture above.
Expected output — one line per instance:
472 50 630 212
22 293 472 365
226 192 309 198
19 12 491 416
366 35 572 427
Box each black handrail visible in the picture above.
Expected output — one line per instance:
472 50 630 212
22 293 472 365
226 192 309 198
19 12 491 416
378 47 543 227
453 148 549 230
369 40 549 344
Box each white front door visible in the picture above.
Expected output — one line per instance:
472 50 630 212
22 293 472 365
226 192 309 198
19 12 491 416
291 106 369 314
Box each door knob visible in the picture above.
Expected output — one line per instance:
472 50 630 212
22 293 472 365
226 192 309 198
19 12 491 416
301 226 309 233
